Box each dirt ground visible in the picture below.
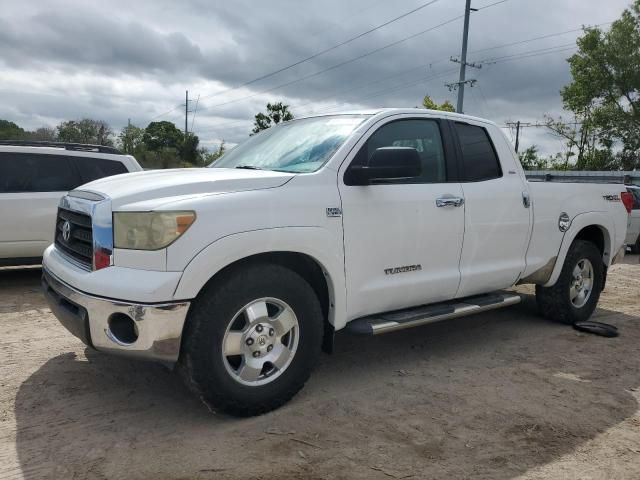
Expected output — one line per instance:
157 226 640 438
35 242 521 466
1 256 639 480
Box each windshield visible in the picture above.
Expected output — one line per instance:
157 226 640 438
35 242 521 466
211 115 368 173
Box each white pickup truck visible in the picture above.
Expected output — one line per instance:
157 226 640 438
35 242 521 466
42 109 631 416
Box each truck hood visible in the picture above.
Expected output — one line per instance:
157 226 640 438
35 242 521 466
77 168 295 209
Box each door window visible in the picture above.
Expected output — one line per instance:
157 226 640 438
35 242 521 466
454 123 502 181
0 153 80 193
74 158 128 184
350 119 447 183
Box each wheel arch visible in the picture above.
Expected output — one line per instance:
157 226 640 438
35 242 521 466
543 212 614 288
173 228 347 350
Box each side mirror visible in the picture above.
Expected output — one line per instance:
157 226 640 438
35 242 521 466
347 147 422 185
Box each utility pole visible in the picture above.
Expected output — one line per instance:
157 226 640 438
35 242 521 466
457 0 472 113
446 1 481 113
506 121 534 152
184 90 189 136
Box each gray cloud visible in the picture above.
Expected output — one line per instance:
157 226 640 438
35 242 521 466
0 0 632 154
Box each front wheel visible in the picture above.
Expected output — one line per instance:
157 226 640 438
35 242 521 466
180 263 324 416
536 240 604 325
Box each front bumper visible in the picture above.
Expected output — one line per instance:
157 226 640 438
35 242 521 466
42 267 190 365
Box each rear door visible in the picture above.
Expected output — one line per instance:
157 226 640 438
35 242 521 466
0 152 80 260
451 121 532 298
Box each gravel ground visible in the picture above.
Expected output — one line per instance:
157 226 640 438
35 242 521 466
1 255 639 480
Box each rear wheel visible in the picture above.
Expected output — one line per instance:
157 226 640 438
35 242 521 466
180 263 324 416
536 240 604 325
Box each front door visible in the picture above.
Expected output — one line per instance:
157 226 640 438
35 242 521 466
338 116 465 321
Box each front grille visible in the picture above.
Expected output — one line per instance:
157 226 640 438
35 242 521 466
55 207 93 269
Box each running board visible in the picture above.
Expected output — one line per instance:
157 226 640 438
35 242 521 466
345 292 521 335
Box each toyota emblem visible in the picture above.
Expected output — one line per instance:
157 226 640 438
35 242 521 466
62 221 72 242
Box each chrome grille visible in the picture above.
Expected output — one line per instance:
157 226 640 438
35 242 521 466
55 207 93 269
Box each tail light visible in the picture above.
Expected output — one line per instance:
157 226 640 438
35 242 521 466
621 191 634 213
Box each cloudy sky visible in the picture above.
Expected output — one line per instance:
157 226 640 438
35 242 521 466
0 0 632 155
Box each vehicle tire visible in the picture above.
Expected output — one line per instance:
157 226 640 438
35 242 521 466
535 240 604 325
180 262 324 416
630 235 640 254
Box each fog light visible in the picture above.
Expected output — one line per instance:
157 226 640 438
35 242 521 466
107 313 138 344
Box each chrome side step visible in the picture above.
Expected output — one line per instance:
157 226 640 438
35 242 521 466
345 292 521 335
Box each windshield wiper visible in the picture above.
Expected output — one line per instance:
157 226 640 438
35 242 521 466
235 165 263 170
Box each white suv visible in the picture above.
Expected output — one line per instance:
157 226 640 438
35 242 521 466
0 141 142 266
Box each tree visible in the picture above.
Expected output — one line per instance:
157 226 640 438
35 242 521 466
561 0 640 169
203 141 226 165
422 95 455 112
118 124 145 154
543 115 618 170
180 133 200 164
252 102 294 134
519 146 544 170
30 127 57 141
0 120 27 140
142 121 183 151
57 119 114 146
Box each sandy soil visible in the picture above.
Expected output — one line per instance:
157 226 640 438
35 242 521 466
1 256 639 479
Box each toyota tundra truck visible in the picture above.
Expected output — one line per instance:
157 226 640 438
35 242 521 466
42 109 632 416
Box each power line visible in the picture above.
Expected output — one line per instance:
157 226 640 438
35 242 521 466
195 67 457 134
481 45 577 65
194 39 587 136
468 22 612 55
476 0 512 10
173 0 515 120
197 15 464 113
197 0 442 102
191 94 201 132
476 42 577 64
173 18 605 127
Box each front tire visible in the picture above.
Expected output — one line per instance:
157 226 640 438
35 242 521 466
180 263 324 416
536 240 604 325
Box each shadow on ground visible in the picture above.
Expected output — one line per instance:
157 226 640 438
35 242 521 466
13 293 640 479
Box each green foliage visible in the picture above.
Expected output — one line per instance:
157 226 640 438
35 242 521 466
203 141 226 165
180 133 200 164
142 121 184 151
118 124 145 154
422 95 456 112
57 119 114 146
0 120 27 140
560 0 640 169
517 145 573 171
30 127 56 141
252 102 294 134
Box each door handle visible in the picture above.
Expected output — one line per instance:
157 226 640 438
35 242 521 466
436 196 465 208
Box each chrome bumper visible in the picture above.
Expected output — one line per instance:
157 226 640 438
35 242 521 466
42 267 190 365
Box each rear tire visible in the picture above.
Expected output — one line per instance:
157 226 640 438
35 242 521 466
536 240 604 325
180 263 324 416
630 235 640 254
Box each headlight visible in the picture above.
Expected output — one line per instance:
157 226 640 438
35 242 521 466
114 211 196 250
